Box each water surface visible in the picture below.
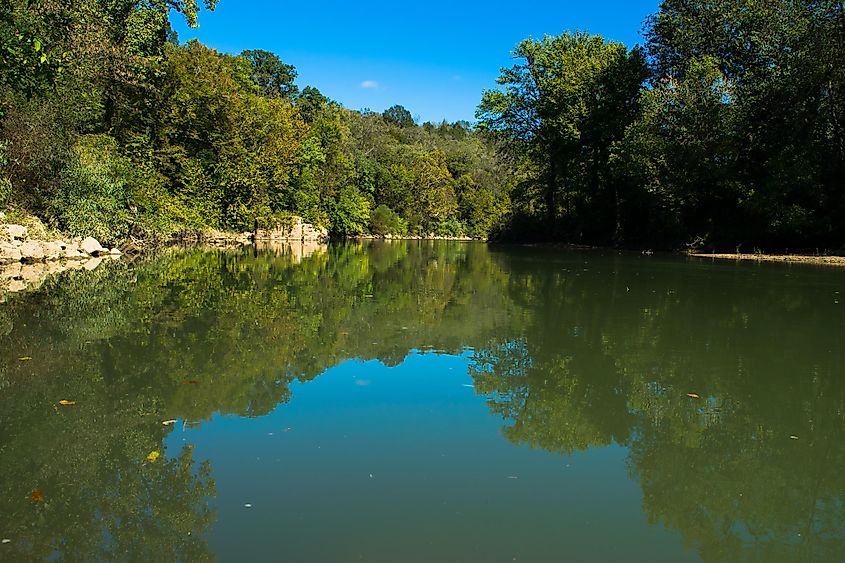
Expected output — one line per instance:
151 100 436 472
1 241 844 562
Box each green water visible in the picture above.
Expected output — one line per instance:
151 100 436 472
1 241 844 562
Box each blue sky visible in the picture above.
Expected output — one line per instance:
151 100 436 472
171 1 659 124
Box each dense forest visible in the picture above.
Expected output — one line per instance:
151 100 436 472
1 0 844 250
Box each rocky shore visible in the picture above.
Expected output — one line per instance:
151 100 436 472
0 229 122 264
0 216 124 300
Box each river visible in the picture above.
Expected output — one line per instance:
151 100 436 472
1 241 844 561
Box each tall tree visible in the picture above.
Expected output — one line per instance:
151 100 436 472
240 49 298 98
478 33 646 241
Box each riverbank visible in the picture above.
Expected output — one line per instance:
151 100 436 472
688 252 845 267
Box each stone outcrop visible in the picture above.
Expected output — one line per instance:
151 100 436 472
255 217 328 242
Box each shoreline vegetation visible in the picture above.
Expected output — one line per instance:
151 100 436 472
1 1 843 258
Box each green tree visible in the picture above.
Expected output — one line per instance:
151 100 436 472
478 33 646 242
383 104 414 128
240 49 298 98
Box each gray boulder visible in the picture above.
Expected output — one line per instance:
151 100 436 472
64 246 88 260
19 241 45 262
3 224 27 240
80 237 105 256
42 241 63 261
0 242 22 263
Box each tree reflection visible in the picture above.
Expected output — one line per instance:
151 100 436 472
0 240 512 558
471 250 845 561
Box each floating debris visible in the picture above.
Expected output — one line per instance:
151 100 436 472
790 435 799 440
162 419 177 426
30 490 44 503
17 357 32 361
686 393 701 399
58 400 77 406
244 503 252 508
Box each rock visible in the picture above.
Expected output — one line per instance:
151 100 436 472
41 241 63 261
83 257 103 271
19 241 45 262
5 279 26 293
20 263 47 284
0 262 22 280
108 248 122 256
0 242 22 263
80 237 105 256
64 246 87 260
3 224 28 240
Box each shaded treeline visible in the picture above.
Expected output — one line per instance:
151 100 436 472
479 0 845 251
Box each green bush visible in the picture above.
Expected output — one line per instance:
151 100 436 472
370 204 408 236
51 135 133 245
431 218 467 237
328 186 371 236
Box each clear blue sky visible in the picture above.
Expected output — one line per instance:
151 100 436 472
171 1 659 124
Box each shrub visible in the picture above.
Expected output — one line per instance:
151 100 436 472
328 186 371 236
431 218 467 237
370 204 407 236
51 135 133 245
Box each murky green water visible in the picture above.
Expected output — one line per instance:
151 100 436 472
1 241 844 562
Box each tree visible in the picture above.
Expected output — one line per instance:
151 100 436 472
478 33 646 241
382 104 414 128
240 49 298 98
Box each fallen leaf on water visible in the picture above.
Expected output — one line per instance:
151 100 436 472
686 393 701 399
18 357 32 361
30 490 44 503
161 419 177 426
181 380 200 385
58 400 77 406
146 451 161 462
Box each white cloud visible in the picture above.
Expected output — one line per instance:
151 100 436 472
360 80 379 90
